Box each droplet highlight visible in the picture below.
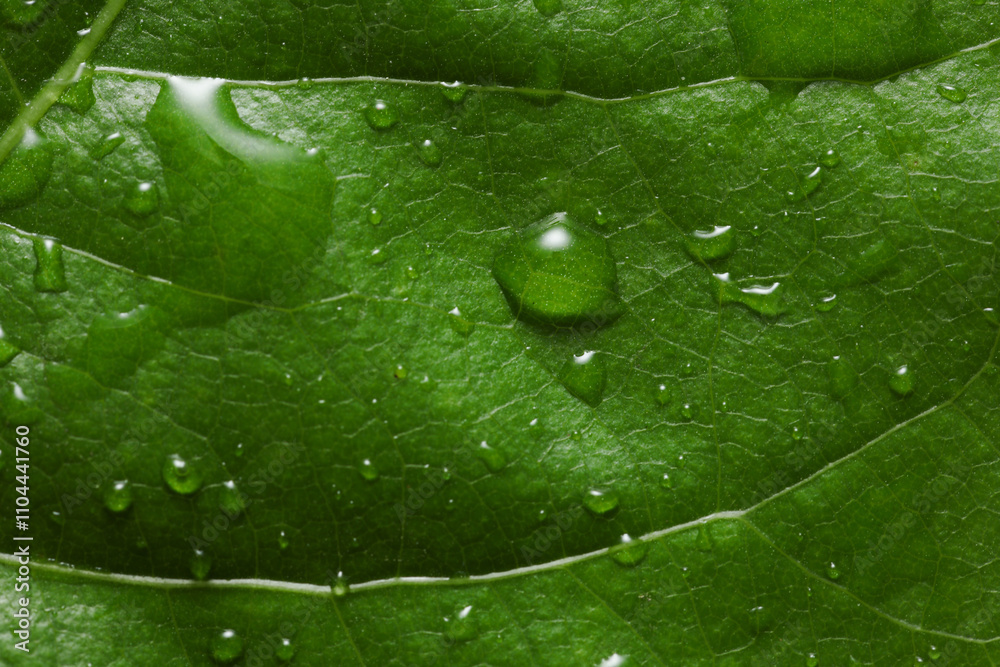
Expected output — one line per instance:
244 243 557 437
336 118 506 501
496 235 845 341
936 84 967 103
889 364 914 397
685 225 736 262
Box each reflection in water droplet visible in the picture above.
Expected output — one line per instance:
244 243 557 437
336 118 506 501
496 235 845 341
557 350 607 406
610 533 648 566
32 238 68 293
444 605 476 642
190 549 212 580
359 459 380 481
211 629 244 664
162 454 204 495
364 100 400 130
89 131 126 160
0 128 54 209
123 181 159 219
440 81 467 103
928 646 940 660
492 212 619 327
686 225 736 262
583 488 619 516
889 364 914 397
103 480 133 513
417 139 442 167
713 273 785 316
475 441 506 472
936 84 968 103
367 247 387 265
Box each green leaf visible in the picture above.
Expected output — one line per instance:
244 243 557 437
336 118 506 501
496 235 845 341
1 1 999 665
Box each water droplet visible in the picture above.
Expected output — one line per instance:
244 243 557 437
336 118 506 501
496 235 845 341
447 306 475 336
57 65 96 114
278 530 290 550
686 225 736 262
889 364 914 397
190 549 212 580
0 326 19 368
359 458 379 481
819 149 841 168
162 454 204 495
659 472 673 489
815 294 837 312
219 480 246 515
0 128 54 209
583 488 619 516
331 572 350 597
806 654 819 667
786 166 823 202
826 562 840 580
367 207 383 225
49 510 64 526
296 77 314 90
610 533 648 566
936 84 967 103
103 480 133 513
364 100 399 130
712 273 786 316
444 605 476 642
557 350 607 406
31 237 67 293
655 384 670 406
532 0 562 17
276 637 295 662
89 131 126 160
475 441 506 472
681 403 694 420
211 629 243 664
393 364 408 380
791 426 803 441
440 81 467 103
417 139 442 167
828 356 858 399
570 430 582 441
928 646 941 660
696 524 712 551
123 181 159 219
367 247 388 265
492 212 619 327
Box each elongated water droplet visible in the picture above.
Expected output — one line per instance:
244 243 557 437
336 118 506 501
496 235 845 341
444 605 476 642
364 100 399 130
103 480 133 513
697 524 713 551
828 355 857 399
276 637 295 662
583 488 619 516
57 65 96 114
211 629 243 664
936 84 967 103
0 326 18 368
532 0 562 17
440 81 467 103
610 533 648 566
686 225 735 261
163 454 203 495
815 294 837 312
359 458 379 481
713 273 785 316
417 139 442 166
0 128 53 209
819 149 841 168
889 364 914 397
190 549 212 580
492 212 619 327
331 572 350 597
124 181 159 219
219 480 246 515
786 166 823 201
89 131 126 160
475 441 506 472
367 206 382 225
557 350 607 406
32 238 67 293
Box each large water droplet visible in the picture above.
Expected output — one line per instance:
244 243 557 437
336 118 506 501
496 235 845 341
610 533 648 566
364 100 400 130
440 81 467 103
210 629 244 664
57 65 96 114
0 128 53 209
557 350 607 406
492 212 619 327
936 84 967 103
190 548 212 580
583 488 619 516
103 480 133 513
889 364 914 397
163 454 204 495
89 131 126 160
475 441 506 472
712 273 785 316
123 181 159 219
32 237 67 293
686 225 736 262
444 605 476 642
417 139 442 167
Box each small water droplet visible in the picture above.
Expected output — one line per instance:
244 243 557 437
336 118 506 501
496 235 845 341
936 84 967 103
0 128 54 209
791 426 803 441
928 646 941 660
447 306 475 336
492 212 619 327
815 293 837 312
219 480 246 515
359 458 379 481
278 530 290 550
57 65 96 114
367 207 383 225
210 629 243 664
444 605 476 642
331 572 350 597
162 454 204 495
416 139 442 167
31 237 67 293
685 225 736 262
49 510 64 526
889 364 914 397
826 562 840 580
659 472 673 489
103 480 133 513
475 441 506 472
819 149 841 168
557 350 607 407
190 549 212 580
786 166 823 202
532 0 562 17
393 364 408 379
583 488 619 516
0 326 19 368
712 273 786 316
570 430 582 441
296 77 314 90
364 100 399 130
697 524 712 551
610 533 648 566
276 637 295 662
123 181 159 219
89 131 126 160
806 654 819 667
367 247 387 264
439 81 467 103
655 384 670 406
681 403 693 420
